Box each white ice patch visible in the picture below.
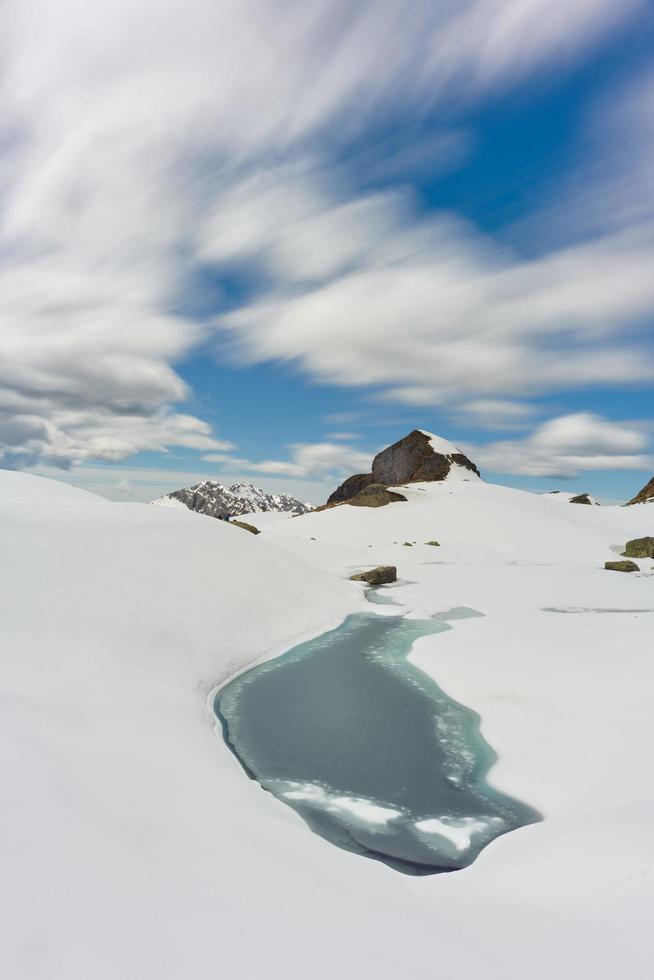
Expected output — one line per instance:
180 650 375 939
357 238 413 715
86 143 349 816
272 780 403 826
414 815 506 853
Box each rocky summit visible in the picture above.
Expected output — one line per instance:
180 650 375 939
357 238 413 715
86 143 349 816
627 475 654 506
155 481 312 519
327 429 480 505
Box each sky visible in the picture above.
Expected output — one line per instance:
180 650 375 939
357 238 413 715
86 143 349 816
1 0 654 504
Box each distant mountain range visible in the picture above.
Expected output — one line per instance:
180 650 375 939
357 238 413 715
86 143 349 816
153 481 313 519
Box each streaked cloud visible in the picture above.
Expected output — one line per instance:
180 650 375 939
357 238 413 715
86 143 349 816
203 441 373 479
0 0 647 468
468 413 652 477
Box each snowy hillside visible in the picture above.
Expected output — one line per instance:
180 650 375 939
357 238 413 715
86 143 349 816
2 469 654 979
153 479 312 518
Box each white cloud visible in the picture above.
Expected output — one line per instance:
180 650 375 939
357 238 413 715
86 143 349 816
202 441 374 480
216 205 654 400
468 413 652 477
28 462 333 505
454 399 537 428
0 0 645 466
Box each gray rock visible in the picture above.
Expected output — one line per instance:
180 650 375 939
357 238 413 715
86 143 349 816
350 565 397 585
622 537 654 558
605 560 639 572
425 540 440 546
347 485 407 508
327 473 376 505
230 520 260 535
569 493 593 505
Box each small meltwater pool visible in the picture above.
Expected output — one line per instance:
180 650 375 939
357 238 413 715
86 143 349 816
214 602 540 876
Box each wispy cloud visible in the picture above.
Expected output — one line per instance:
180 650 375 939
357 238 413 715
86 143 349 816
0 0 646 467
203 441 373 479
468 413 653 477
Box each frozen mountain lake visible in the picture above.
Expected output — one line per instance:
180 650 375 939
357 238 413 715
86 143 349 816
215 606 540 875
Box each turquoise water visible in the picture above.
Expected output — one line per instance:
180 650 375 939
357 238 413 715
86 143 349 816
215 605 540 876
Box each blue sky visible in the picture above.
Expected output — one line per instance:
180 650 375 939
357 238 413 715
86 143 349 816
2 1 653 503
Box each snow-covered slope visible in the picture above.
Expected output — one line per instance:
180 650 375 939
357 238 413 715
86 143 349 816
0 471 357 979
253 479 649 562
153 479 312 518
3 471 654 979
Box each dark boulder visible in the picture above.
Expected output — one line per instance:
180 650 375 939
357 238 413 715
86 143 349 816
569 493 593 505
231 520 260 535
348 484 407 508
605 560 639 572
327 472 376 505
350 565 397 585
622 537 654 559
627 476 654 506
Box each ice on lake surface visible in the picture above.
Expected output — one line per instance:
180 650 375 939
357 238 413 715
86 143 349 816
215 610 540 875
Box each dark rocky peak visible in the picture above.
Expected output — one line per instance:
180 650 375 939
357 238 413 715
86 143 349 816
372 429 480 485
627 475 654 506
569 493 597 505
327 429 480 505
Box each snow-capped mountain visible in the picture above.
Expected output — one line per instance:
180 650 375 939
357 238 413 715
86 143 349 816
154 480 312 518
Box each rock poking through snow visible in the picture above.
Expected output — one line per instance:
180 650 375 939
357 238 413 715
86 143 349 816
569 493 594 505
231 520 260 535
327 473 376 505
349 565 397 585
347 485 407 508
373 429 480 485
605 560 640 572
327 429 480 504
622 537 654 558
627 475 654 506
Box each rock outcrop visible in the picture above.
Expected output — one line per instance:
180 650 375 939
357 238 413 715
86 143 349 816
372 429 479 485
605 560 639 573
569 493 593 505
231 520 260 535
622 537 654 559
328 429 480 505
627 476 654 506
327 473 376 505
350 565 397 585
347 485 407 508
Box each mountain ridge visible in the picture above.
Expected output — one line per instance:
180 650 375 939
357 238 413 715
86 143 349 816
154 480 312 519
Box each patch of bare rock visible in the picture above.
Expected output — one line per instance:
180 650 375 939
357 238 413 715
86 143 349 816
350 566 397 585
605 560 640 573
